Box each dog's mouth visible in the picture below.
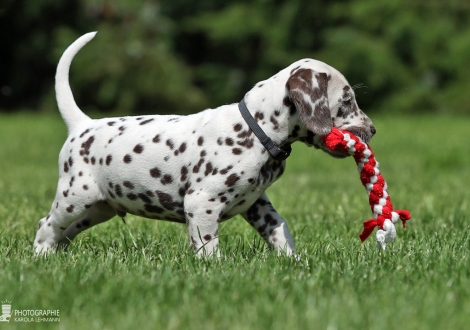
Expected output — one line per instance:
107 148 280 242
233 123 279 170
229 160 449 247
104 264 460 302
312 126 374 159
344 127 374 144
311 134 349 158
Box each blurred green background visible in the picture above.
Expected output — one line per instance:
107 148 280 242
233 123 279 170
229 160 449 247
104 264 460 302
1 0 470 116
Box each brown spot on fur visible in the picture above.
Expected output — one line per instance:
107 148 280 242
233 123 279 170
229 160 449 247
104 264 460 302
166 139 174 149
127 193 138 200
181 166 188 181
270 116 279 130
79 129 90 138
193 158 205 173
225 173 240 187
123 181 134 189
80 136 95 155
145 204 164 214
115 184 122 197
237 138 254 148
161 174 173 185
133 144 144 154
204 162 213 176
138 193 151 203
150 167 161 178
123 154 132 163
220 165 233 175
140 118 154 125
155 191 182 210
290 65 300 74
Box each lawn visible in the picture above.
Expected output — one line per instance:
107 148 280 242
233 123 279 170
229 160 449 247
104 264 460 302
0 112 469 329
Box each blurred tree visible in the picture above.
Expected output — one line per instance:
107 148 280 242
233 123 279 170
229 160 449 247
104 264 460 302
171 0 470 114
1 0 207 115
1 0 469 115
49 0 207 114
321 0 470 114
0 0 82 109
170 0 336 108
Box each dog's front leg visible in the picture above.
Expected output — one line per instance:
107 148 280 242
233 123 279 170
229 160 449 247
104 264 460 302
241 193 296 256
185 196 221 257
186 216 220 258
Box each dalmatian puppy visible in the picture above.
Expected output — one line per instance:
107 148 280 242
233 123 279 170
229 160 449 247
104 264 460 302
34 32 376 256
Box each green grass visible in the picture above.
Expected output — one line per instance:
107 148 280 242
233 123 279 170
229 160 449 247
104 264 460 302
1 112 469 329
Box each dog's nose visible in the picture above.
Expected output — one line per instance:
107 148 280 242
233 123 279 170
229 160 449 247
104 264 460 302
370 126 376 136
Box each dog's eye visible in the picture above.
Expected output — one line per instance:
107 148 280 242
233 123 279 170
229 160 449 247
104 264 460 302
343 98 351 106
337 107 344 117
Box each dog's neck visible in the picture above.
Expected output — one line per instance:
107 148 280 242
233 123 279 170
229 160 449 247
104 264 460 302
243 81 312 149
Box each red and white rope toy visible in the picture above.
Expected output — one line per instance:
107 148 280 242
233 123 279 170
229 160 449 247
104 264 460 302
322 127 411 250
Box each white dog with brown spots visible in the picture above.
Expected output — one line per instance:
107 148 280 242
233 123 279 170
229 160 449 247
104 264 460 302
34 32 376 257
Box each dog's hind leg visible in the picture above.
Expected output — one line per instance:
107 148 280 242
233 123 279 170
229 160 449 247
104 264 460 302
34 179 103 254
35 206 87 254
57 200 117 249
241 193 296 256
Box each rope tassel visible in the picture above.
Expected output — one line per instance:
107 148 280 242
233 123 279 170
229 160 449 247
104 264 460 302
322 128 411 249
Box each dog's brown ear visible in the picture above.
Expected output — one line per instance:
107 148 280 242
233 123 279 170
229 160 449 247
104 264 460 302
286 69 333 135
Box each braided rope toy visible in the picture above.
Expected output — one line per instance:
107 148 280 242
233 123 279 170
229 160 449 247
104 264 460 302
322 127 411 250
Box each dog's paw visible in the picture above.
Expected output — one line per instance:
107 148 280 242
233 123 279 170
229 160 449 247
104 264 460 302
34 238 56 255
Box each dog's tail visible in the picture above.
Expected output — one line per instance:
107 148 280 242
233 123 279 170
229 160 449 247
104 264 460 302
55 32 97 133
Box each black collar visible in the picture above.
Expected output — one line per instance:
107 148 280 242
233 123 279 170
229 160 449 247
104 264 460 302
238 98 291 161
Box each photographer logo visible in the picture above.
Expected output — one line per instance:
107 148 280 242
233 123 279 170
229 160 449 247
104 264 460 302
0 300 60 323
0 301 11 323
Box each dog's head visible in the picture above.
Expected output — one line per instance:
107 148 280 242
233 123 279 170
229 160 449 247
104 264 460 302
285 61 375 158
